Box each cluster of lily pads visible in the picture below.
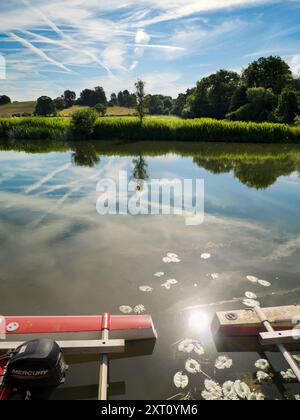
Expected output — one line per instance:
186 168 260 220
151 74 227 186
243 275 272 307
119 304 146 314
162 253 181 263
172 338 268 400
118 252 300 400
201 379 265 401
119 252 183 315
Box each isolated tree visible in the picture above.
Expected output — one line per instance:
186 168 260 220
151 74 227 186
276 88 299 123
242 56 292 95
71 108 98 139
63 90 76 108
35 96 56 116
94 103 107 117
135 80 146 123
0 95 11 105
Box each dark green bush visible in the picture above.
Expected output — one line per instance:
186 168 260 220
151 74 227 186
70 109 98 139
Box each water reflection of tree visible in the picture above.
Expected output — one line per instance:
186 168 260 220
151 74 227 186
132 155 149 191
71 143 100 168
194 156 295 189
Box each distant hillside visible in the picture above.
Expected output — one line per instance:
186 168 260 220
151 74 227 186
59 105 136 117
0 101 136 117
0 101 36 117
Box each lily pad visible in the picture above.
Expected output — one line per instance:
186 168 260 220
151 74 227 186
134 304 146 314
255 359 270 371
201 253 211 260
281 369 297 381
202 380 222 400
256 371 272 384
258 279 271 287
194 343 205 356
119 305 133 314
243 298 260 308
178 339 194 354
168 279 178 285
139 286 153 292
154 272 164 278
185 358 201 374
167 253 179 259
173 372 189 389
245 291 257 300
246 275 258 283
234 380 251 400
248 392 265 400
215 356 233 370
222 381 238 400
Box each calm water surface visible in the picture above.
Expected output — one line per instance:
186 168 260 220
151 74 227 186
0 140 300 400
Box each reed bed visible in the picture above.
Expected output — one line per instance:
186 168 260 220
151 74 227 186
1 116 300 143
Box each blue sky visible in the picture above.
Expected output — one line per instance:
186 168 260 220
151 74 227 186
0 0 300 101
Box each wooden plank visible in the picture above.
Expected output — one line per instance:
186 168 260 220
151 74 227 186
0 339 125 355
212 305 300 337
259 329 300 345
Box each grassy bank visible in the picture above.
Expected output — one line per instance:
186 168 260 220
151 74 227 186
1 116 300 143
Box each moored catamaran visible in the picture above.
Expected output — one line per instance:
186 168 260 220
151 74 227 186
1 305 300 400
0 313 157 400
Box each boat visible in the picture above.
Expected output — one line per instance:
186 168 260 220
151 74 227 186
212 305 300 384
212 304 300 337
0 313 157 400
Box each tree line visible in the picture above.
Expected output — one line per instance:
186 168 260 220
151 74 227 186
1 56 299 123
172 56 300 123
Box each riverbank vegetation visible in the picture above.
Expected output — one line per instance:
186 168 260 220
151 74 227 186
1 114 299 143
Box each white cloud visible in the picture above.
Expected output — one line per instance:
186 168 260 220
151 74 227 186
135 29 151 44
290 55 300 75
102 44 127 71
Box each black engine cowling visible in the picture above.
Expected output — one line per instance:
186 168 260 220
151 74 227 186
5 339 67 390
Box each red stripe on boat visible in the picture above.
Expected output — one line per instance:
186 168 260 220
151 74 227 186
101 313 111 331
4 315 153 335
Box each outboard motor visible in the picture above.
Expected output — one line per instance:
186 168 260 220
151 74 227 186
4 339 67 399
